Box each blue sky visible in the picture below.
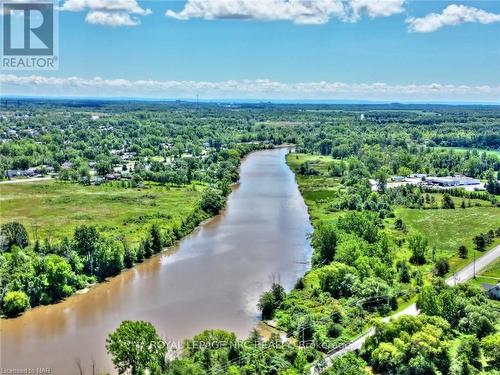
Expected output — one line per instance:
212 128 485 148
2 0 500 101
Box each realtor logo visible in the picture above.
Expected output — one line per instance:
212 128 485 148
2 1 58 70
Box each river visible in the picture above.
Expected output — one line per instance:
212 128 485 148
0 147 312 374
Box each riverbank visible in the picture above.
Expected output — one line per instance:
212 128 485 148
1 147 313 374
265 151 500 357
0 143 271 319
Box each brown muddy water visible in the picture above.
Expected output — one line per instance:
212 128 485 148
0 148 312 374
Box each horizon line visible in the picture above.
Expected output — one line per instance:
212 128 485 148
2 95 500 107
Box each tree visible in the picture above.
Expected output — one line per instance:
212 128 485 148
441 193 455 209
271 282 286 306
409 234 427 265
298 315 315 346
485 178 500 195
94 240 124 280
96 159 113 175
257 282 285 320
397 261 411 283
374 170 388 193
354 277 394 312
313 223 337 264
2 290 30 317
258 291 276 320
325 353 369 375
73 225 100 274
199 188 224 215
319 139 333 156
150 225 163 254
473 234 486 251
363 315 451 375
142 238 153 259
434 258 449 277
136 241 145 262
44 254 75 301
481 333 500 369
394 218 406 231
123 241 136 268
337 211 379 244
1 222 29 251
397 167 412 178
455 336 482 372
458 245 468 259
319 262 357 298
106 320 167 375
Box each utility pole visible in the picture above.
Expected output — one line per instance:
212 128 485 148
473 248 476 279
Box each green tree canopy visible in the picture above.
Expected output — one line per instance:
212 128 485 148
1 222 29 251
106 320 167 375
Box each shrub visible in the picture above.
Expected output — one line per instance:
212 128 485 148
434 258 449 277
409 234 428 265
394 218 406 231
442 193 455 209
200 188 225 215
458 245 468 259
313 223 337 264
3 291 30 317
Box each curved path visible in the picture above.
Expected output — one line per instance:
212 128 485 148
311 243 500 374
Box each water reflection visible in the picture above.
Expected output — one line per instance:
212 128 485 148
1 148 312 374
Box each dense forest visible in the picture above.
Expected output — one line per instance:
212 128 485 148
1 100 499 374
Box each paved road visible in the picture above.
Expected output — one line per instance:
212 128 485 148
310 243 500 374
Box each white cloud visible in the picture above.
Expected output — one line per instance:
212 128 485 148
61 0 151 26
165 0 405 25
1 74 499 102
407 4 500 33
349 0 405 20
85 10 138 26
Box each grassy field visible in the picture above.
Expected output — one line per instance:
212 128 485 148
433 146 500 158
286 153 343 222
287 152 500 276
392 206 500 272
0 180 203 245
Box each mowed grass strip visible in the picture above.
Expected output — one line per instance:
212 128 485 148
0 180 202 245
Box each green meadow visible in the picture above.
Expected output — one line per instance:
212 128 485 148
393 206 500 272
286 153 343 222
0 180 203 245
287 152 500 276
433 146 500 158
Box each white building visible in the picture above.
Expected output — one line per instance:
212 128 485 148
426 176 480 187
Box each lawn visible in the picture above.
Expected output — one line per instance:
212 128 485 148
469 258 500 288
0 180 203 245
393 205 500 272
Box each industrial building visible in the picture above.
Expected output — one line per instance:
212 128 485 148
425 176 481 187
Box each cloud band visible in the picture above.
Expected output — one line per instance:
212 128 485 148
1 74 499 102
